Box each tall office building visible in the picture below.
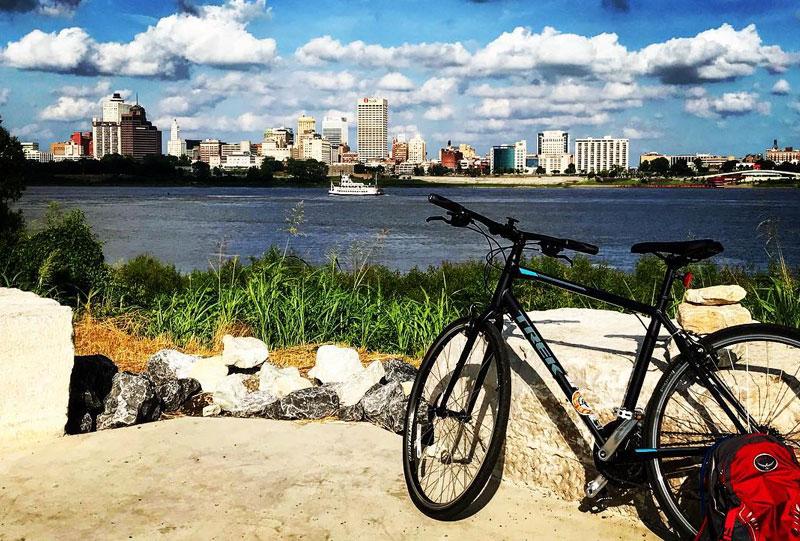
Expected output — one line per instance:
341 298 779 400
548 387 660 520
120 104 162 160
297 114 316 158
538 131 569 154
391 136 409 162
407 133 426 164
575 136 629 173
490 140 526 173
303 134 332 164
93 92 132 159
167 119 187 157
357 97 388 161
322 116 348 147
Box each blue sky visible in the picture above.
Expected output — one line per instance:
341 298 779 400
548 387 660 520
1 0 799 160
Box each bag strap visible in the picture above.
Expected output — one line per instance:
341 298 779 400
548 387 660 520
699 436 732 517
721 504 743 541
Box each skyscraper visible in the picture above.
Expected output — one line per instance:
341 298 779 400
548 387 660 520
575 136 629 173
322 116 348 147
120 104 162 160
357 97 388 161
297 114 316 158
167 119 187 157
93 92 132 159
407 133 426 164
538 130 569 154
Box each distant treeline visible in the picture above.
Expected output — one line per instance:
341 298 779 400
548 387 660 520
26 154 331 185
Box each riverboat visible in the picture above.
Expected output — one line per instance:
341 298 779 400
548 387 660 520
329 174 384 196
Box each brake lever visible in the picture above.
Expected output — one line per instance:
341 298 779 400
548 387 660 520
426 215 450 224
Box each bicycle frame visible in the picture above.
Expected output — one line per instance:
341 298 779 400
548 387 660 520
437 241 750 461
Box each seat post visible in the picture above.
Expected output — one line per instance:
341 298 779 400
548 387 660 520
655 263 677 312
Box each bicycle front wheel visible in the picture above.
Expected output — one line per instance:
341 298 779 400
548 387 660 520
645 323 800 537
402 316 511 520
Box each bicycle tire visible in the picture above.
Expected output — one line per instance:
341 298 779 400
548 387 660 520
645 323 800 537
402 316 511 520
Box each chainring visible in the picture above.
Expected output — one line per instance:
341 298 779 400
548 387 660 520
593 419 648 488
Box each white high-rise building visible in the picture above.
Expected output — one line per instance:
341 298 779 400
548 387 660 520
166 119 187 158
407 133 427 164
538 130 569 154
303 135 332 165
514 140 527 172
93 92 132 159
357 97 388 161
575 136 629 174
322 116 348 147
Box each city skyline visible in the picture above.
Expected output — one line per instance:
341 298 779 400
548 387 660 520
1 0 799 158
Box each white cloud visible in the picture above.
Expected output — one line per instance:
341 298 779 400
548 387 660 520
377 72 415 91
470 26 633 81
788 102 800 114
38 96 98 121
57 80 112 98
772 79 791 95
636 24 797 84
0 88 8 106
622 126 663 139
295 35 470 69
423 105 454 120
1 0 277 79
298 71 356 91
11 123 53 141
685 91 771 119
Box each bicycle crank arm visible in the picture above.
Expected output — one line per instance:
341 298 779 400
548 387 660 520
585 474 608 499
597 417 639 462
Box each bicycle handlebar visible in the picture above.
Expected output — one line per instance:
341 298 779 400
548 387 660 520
428 193 599 256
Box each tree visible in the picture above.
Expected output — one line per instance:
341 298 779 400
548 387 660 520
428 164 449 176
755 159 776 171
535 166 545 175
192 160 210 179
286 158 328 183
693 157 708 174
212 166 223 177
639 161 651 174
669 159 693 177
412 165 425 176
354 162 367 174
649 157 670 175
721 160 738 173
565 163 576 175
0 114 26 259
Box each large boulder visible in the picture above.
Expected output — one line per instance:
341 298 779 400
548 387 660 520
677 302 753 334
362 381 407 433
278 387 339 420
382 358 417 384
222 335 269 369
308 345 363 384
259 364 313 397
684 285 747 306
500 308 673 502
188 356 229 393
0 288 74 446
337 361 385 407
96 372 161 430
66 354 118 434
212 374 250 412
230 391 280 418
146 350 201 412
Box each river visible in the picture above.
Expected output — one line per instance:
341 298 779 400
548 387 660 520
16 186 800 273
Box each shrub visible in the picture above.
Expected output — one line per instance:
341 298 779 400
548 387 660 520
10 204 107 302
112 254 185 308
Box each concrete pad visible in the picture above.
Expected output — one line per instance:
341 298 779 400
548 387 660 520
0 417 660 540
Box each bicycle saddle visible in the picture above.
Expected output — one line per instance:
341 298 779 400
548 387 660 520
630 239 723 263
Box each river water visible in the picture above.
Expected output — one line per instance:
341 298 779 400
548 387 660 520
16 186 800 272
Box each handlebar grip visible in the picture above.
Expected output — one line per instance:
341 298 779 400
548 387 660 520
428 193 464 214
564 239 599 255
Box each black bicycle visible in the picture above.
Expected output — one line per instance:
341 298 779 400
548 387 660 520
402 194 800 537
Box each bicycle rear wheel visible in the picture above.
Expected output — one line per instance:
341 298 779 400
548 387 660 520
645 323 800 537
402 316 511 520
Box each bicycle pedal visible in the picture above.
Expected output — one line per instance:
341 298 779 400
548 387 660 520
585 474 609 499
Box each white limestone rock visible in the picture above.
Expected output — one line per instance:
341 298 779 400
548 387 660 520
230 391 280 418
309 345 363 384
259 364 313 398
212 374 249 412
222 334 269 369
684 285 747 306
677 302 753 334
202 404 221 417
337 361 386 407
188 356 229 393
146 349 199 380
